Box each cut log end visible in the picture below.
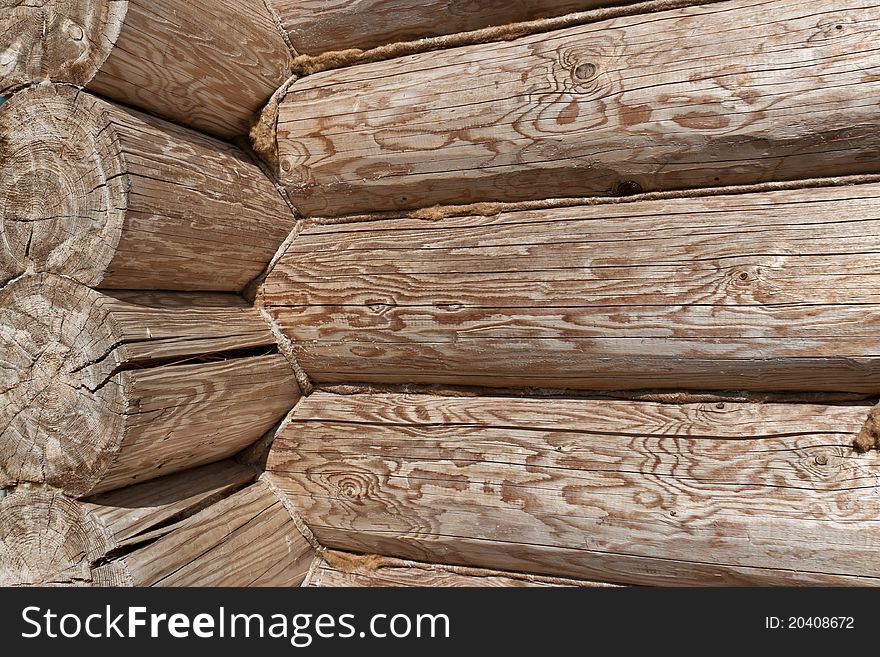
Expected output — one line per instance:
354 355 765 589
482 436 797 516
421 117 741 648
0 84 126 286
0 273 125 496
0 490 127 586
0 0 127 92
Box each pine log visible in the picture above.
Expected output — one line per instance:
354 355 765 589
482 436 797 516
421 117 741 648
305 551 620 587
0 84 296 290
271 0 636 55
276 0 880 217
1 0 290 138
0 273 299 497
0 463 315 586
267 391 880 586
263 183 880 393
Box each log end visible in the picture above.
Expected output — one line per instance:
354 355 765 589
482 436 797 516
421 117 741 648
0 0 127 92
0 273 126 497
0 84 127 286
0 490 127 586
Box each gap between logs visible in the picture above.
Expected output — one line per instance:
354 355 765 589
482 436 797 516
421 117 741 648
284 0 733 77
310 173 880 227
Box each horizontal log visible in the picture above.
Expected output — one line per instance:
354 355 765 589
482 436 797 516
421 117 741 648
0 273 299 497
306 551 620 587
264 183 880 393
271 0 637 55
0 463 314 586
1 0 290 137
0 84 296 290
276 0 880 216
267 391 880 586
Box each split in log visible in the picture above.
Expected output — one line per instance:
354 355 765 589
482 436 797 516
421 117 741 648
0 273 300 497
263 183 880 393
267 391 880 586
0 463 314 586
0 84 296 290
276 0 880 216
113 478 315 586
1 0 291 137
305 550 620 587
271 0 638 55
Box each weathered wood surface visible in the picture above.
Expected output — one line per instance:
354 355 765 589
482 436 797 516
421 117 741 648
276 0 880 216
82 461 257 550
271 0 636 55
0 84 296 290
116 479 314 586
0 463 315 586
268 392 880 586
305 551 620 587
0 273 300 497
264 183 880 393
1 0 290 137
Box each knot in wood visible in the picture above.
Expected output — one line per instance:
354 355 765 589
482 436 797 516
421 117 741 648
572 62 598 82
615 180 643 196
333 473 373 501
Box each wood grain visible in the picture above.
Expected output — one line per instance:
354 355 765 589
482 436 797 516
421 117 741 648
307 550 620 587
264 183 880 393
277 0 880 216
268 391 880 586
1 0 291 138
120 480 314 586
0 461 256 586
0 0 127 92
0 273 300 497
83 460 258 548
271 0 636 55
0 84 296 290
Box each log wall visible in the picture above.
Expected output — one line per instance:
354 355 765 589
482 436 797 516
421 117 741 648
5 0 880 590
0 1 307 586
275 0 880 216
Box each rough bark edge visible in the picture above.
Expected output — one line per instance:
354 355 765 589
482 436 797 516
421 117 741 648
231 134 303 301
242 216 306 303
262 0 298 56
261 471 324 555
258 307 314 395
248 74 299 173
300 554 323 587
